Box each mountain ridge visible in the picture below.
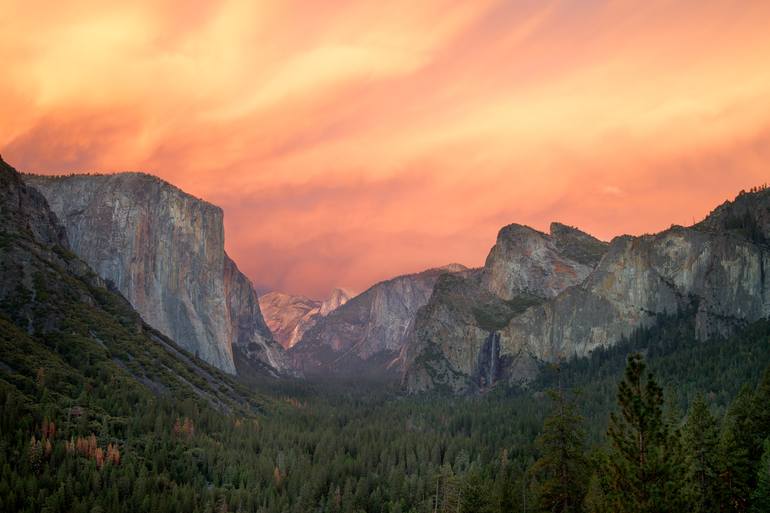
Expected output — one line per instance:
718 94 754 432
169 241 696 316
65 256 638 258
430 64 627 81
403 187 770 393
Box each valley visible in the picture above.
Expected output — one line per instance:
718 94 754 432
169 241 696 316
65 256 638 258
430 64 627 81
2 154 770 512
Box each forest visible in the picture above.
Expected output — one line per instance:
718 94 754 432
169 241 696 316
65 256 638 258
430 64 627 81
1 305 770 512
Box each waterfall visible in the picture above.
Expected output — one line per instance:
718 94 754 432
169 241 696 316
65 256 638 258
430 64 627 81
487 332 499 386
477 331 500 388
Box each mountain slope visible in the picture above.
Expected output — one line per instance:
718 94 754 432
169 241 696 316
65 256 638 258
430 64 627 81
404 190 770 393
23 173 288 377
289 264 470 377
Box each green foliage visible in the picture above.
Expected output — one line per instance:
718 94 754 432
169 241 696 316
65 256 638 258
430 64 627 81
682 395 720 512
603 354 685 513
751 439 770 513
3 216 770 513
530 382 589 513
717 386 756 513
472 293 542 331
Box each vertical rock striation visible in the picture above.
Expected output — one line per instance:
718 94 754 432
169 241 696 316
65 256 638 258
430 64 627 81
24 173 287 376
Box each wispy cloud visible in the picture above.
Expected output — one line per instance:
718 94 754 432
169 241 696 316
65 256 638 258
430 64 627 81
2 0 770 297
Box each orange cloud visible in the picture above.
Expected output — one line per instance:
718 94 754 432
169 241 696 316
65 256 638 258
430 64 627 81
2 0 770 297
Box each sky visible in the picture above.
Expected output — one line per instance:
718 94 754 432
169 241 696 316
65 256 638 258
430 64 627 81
2 0 770 299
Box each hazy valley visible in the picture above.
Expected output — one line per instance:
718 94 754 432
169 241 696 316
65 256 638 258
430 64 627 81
1 153 769 513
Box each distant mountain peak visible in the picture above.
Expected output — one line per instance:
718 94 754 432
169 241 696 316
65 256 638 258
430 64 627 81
319 288 351 316
433 263 469 273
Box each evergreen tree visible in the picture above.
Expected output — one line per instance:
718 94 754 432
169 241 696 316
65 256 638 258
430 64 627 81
583 472 609 513
718 387 754 513
530 375 589 513
682 395 720 512
605 353 684 513
751 439 770 513
460 470 494 513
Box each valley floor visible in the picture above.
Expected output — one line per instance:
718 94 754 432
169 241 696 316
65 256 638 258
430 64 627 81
2 314 770 512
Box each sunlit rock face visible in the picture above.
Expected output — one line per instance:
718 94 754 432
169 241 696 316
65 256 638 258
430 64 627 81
402 224 607 393
259 288 350 350
24 173 288 376
404 189 770 394
289 264 471 377
481 222 607 300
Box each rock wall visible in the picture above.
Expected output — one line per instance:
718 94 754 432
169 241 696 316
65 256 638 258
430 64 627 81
24 173 287 376
403 224 606 393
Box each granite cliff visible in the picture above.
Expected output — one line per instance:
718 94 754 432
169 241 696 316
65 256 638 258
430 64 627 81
0 157 255 411
404 190 770 393
290 264 470 377
24 173 289 376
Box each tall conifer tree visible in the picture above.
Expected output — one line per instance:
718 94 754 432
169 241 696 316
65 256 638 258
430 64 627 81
682 395 720 512
605 354 684 513
751 439 770 513
530 367 589 513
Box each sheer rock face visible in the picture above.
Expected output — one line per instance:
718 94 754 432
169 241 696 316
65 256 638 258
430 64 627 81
24 173 287 376
403 225 607 393
259 288 350 349
502 222 770 369
289 264 470 377
481 223 608 300
404 190 770 393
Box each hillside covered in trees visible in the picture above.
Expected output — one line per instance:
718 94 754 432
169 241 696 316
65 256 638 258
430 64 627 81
2 310 770 512
2 156 770 511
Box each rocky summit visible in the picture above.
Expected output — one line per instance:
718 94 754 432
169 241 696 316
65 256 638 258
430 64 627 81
403 190 770 393
24 173 289 377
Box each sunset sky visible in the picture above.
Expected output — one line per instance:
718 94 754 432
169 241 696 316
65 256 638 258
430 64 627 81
2 0 770 298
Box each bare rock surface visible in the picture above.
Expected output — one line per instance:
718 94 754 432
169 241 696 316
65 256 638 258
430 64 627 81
24 173 288 376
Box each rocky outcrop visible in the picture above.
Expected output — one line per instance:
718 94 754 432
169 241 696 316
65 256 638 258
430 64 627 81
290 264 470 377
404 189 770 393
482 222 607 300
403 224 606 393
24 172 288 376
503 219 770 367
259 288 350 349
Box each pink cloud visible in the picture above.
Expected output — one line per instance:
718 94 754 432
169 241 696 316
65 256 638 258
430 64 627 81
2 0 770 298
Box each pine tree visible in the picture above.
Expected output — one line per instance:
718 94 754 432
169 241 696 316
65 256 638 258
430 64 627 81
751 439 770 513
682 395 720 512
751 368 770 457
718 386 754 513
530 374 589 513
605 353 684 513
460 470 493 513
583 472 609 513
